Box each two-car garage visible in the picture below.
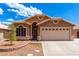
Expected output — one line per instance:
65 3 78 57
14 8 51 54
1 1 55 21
40 27 70 41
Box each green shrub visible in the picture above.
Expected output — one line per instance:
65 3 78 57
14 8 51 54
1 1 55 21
9 24 16 45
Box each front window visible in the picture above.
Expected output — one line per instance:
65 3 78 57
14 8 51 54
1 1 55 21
16 26 26 36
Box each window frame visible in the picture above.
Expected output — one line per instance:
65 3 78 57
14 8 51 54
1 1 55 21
16 25 27 36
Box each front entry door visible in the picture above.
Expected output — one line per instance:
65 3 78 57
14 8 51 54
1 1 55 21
32 22 38 40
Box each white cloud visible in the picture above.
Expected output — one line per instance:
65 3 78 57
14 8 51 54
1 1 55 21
7 18 14 22
6 3 43 17
0 8 3 14
0 18 15 25
0 21 12 25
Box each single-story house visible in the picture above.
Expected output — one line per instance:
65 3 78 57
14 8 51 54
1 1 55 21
0 24 11 41
13 14 76 41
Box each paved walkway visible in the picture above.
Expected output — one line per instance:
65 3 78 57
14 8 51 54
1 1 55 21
42 39 79 56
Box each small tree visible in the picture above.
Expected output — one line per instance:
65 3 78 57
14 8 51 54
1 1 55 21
9 24 16 45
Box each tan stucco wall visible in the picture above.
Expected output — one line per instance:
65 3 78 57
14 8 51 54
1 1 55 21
0 29 9 41
73 30 78 38
0 30 4 40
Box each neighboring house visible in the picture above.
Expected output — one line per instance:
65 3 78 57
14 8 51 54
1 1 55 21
13 14 75 41
0 24 11 41
73 26 79 38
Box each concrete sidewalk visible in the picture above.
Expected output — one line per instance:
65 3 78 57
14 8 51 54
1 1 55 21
42 39 79 56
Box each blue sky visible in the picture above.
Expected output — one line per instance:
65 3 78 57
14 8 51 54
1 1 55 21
0 3 79 25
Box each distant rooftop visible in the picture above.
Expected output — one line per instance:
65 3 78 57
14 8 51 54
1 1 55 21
73 26 79 30
0 24 10 30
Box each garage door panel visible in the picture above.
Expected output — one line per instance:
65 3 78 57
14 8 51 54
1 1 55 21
55 31 69 40
40 27 70 41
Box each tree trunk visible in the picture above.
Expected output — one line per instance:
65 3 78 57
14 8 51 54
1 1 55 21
10 41 13 46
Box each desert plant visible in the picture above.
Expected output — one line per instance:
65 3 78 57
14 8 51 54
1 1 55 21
9 24 16 45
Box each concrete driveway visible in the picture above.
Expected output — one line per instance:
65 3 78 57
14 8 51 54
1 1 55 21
42 39 79 56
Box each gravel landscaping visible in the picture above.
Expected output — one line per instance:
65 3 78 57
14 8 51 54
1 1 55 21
0 41 30 51
0 41 43 56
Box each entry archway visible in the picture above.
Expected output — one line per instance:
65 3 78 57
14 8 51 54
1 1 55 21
32 22 38 40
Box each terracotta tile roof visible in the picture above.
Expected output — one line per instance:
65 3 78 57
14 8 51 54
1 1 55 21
13 21 31 25
13 14 76 26
25 14 76 26
51 17 76 26
37 19 51 25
